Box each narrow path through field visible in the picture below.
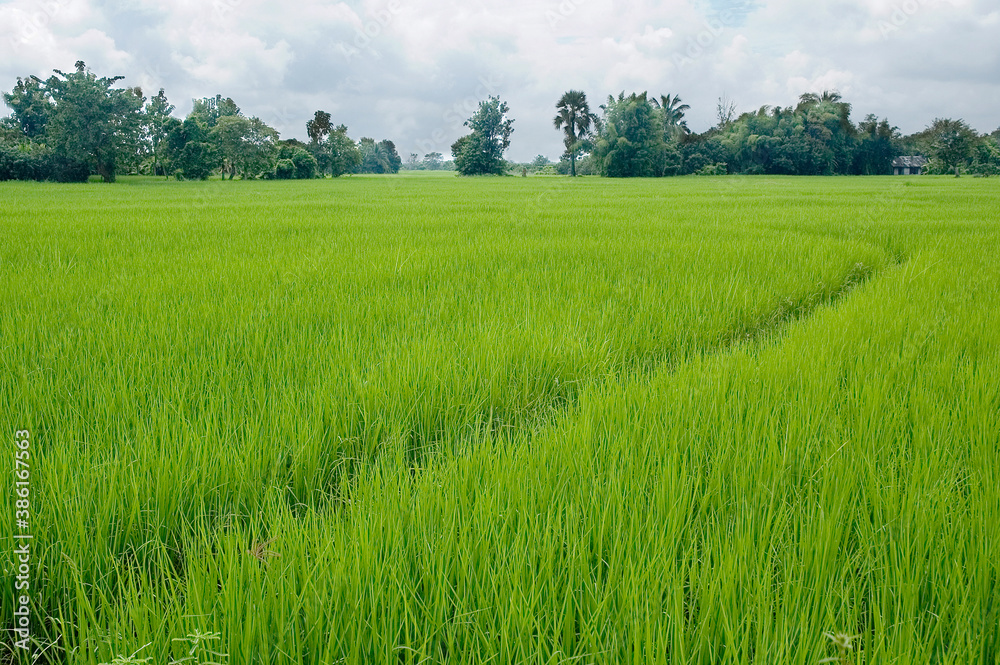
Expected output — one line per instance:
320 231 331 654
382 242 902 491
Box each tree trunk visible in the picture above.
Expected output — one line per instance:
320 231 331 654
97 161 115 183
571 152 577 177
152 142 162 179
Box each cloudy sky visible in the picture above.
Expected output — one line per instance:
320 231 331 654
2 0 998 161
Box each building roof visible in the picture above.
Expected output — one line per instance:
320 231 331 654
892 156 928 168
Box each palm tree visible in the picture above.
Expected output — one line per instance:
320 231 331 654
554 90 599 177
796 90 842 112
652 94 690 142
796 90 853 133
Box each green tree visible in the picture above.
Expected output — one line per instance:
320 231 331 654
178 142 217 180
2 75 52 140
853 114 899 175
357 138 401 174
244 118 281 178
926 118 978 171
358 138 386 173
290 148 318 179
970 137 1000 176
306 110 333 143
651 93 690 142
796 90 843 110
553 90 598 177
42 61 145 182
708 94 858 176
450 135 473 173
189 94 240 128
422 152 443 170
306 111 334 175
453 96 514 176
593 92 667 178
380 140 402 173
272 159 295 179
306 113 360 177
210 115 252 179
272 142 318 179
328 126 361 177
164 116 218 180
143 89 175 178
0 123 23 147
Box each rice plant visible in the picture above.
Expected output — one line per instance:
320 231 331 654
2 175 997 663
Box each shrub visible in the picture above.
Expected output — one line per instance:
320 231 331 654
273 159 296 180
50 156 91 183
177 142 218 180
969 140 1000 177
694 163 728 176
683 152 710 175
291 149 318 179
0 145 90 182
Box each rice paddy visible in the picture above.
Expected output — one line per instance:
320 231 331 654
1 174 998 664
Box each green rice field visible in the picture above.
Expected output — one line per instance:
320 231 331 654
2 174 998 664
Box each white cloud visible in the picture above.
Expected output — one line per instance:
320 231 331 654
1 0 998 160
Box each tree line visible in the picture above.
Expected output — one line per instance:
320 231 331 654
2 62 998 182
549 89 1000 177
0 61 401 182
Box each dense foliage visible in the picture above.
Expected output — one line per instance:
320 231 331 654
558 88 1000 177
357 137 403 174
902 117 1000 175
0 143 90 182
3 63 999 181
306 112 362 177
1 61 144 182
451 96 515 176
0 63 399 182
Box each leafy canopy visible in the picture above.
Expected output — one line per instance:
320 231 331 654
40 61 145 182
452 96 514 176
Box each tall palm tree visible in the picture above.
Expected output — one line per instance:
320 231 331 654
554 90 599 177
796 90 842 112
796 90 853 133
652 94 690 142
